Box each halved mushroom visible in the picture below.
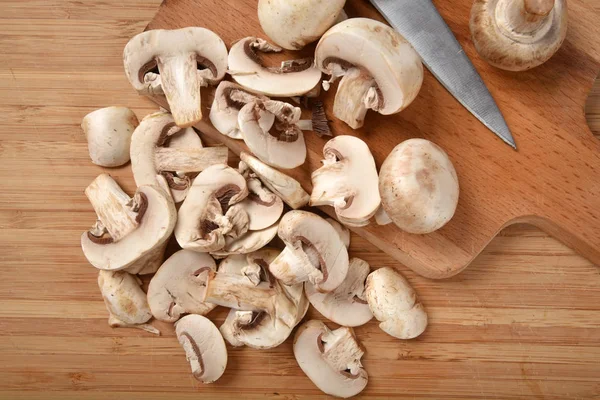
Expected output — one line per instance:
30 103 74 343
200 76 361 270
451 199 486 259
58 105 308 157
210 81 275 140
228 37 322 97
238 99 306 169
175 314 228 383
315 18 423 129
209 220 279 258
175 164 250 253
311 136 380 227
293 320 368 398
147 250 218 323
326 218 350 248
258 0 347 50
365 267 428 339
98 270 159 335
131 111 228 203
81 174 176 273
306 258 372 327
379 139 459 234
269 210 349 292
81 106 138 167
470 0 567 71
123 27 228 127
240 152 310 209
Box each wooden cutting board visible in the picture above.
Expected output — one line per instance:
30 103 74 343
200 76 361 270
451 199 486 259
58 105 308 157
147 0 600 279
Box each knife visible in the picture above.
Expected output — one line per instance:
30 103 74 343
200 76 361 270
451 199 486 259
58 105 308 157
369 0 517 149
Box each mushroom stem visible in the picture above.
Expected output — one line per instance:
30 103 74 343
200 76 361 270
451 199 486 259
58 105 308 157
154 147 228 173
269 245 323 286
495 0 554 40
321 327 365 376
85 174 139 242
156 54 203 128
333 68 378 129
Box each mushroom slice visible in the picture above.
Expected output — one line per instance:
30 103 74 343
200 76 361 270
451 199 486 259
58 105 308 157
147 250 217 323
470 0 567 71
131 111 228 203
175 315 227 383
175 164 250 253
379 139 459 234
210 81 275 140
81 174 176 272
210 220 279 257
228 37 322 97
258 0 346 50
240 152 310 209
365 267 428 339
81 106 138 167
238 176 284 230
306 258 372 327
311 136 380 227
238 100 307 170
326 218 350 249
123 28 228 127
269 211 349 292
98 270 159 335
315 18 423 129
293 320 368 398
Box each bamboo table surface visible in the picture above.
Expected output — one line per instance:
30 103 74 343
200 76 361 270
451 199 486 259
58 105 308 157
0 0 599 398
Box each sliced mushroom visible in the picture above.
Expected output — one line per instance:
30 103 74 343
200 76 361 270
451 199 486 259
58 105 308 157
175 164 250 252
209 219 279 258
240 152 310 209
131 111 228 203
210 81 275 140
147 250 217 322
293 320 368 398
379 139 459 234
311 136 380 227
315 18 423 129
306 258 372 327
269 210 349 292
175 314 228 383
81 174 176 272
81 106 138 167
238 176 284 230
228 37 322 97
123 28 228 127
98 270 159 335
238 99 306 170
470 0 567 71
365 267 428 339
258 0 347 50
326 218 350 248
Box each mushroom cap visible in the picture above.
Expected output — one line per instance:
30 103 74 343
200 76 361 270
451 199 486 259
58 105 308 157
311 136 380 227
228 37 322 97
306 258 372 327
269 210 349 292
470 0 568 71
81 185 177 271
147 250 218 323
81 106 138 167
326 218 350 248
238 177 284 230
98 270 152 325
217 254 248 275
257 0 347 50
379 139 459 234
315 18 423 115
210 81 275 140
365 267 428 339
175 164 249 252
293 320 368 398
175 314 228 383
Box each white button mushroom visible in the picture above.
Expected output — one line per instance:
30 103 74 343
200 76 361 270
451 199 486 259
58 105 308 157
311 136 381 227
237 171 284 231
123 28 228 128
326 218 350 249
293 320 368 398
81 106 138 167
257 0 347 50
379 139 459 234
470 0 567 71
175 315 228 384
315 18 423 129
365 267 428 340
209 221 280 258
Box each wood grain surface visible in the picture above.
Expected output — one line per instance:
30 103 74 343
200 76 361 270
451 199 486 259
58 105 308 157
148 0 600 279
0 0 599 398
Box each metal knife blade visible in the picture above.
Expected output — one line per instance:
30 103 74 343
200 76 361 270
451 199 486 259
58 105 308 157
369 0 516 149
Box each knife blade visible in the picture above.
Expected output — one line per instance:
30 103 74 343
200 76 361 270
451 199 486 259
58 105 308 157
369 0 516 149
